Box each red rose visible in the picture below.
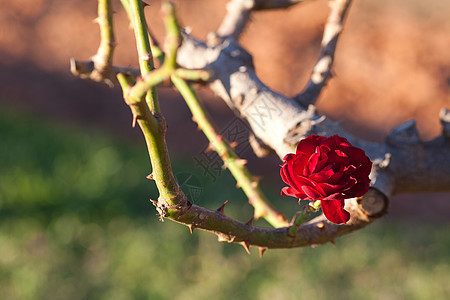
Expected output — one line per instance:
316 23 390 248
280 135 372 224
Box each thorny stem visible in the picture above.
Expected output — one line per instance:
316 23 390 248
126 3 195 103
162 3 180 70
122 1 185 208
119 0 165 64
117 73 183 209
159 3 288 228
128 0 160 113
70 0 116 84
127 1 288 227
71 0 392 251
171 76 289 228
93 0 115 77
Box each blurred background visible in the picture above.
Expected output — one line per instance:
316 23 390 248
0 0 449 299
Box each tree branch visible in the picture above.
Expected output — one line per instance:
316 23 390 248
217 0 307 40
72 1 449 252
166 188 387 251
175 2 450 213
294 0 352 106
70 59 141 79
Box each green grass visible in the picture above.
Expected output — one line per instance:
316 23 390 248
0 108 449 300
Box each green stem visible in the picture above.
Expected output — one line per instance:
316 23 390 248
128 0 160 113
126 2 183 104
174 68 211 81
117 74 182 210
171 76 289 228
71 0 116 83
95 0 115 70
161 2 180 70
120 0 165 64
123 2 184 209
288 200 321 236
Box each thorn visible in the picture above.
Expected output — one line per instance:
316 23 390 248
246 217 254 226
163 76 171 86
205 143 213 152
289 213 297 225
215 135 223 143
330 69 337 78
188 224 195 234
235 181 241 188
216 200 228 214
141 1 150 8
259 247 267 258
250 181 258 188
93 17 100 24
235 159 247 166
150 199 158 206
330 240 336 247
139 53 151 61
105 78 114 88
217 235 228 242
252 175 263 185
191 116 198 123
229 141 238 149
146 173 154 180
132 114 138 128
240 241 251 254
69 58 78 74
222 161 228 170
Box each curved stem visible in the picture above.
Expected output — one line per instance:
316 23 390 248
124 1 184 208
171 76 289 228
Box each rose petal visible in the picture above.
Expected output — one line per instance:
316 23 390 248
281 134 372 207
326 151 349 172
301 185 325 200
281 156 309 189
319 182 347 195
320 199 350 224
306 151 320 176
315 146 331 171
282 153 296 163
322 135 351 148
309 165 335 183
334 149 348 158
281 186 306 199
295 135 325 156
343 179 370 198
346 146 367 163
